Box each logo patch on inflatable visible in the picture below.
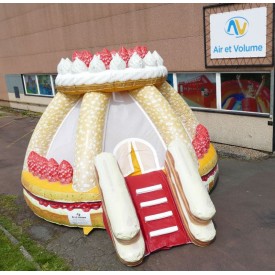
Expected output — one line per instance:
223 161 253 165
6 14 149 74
68 210 92 226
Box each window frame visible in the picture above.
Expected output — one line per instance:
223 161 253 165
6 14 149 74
22 74 56 98
171 71 273 118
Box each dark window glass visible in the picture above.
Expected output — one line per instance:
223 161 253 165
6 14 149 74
37 75 53 96
24 75 38 94
167 73 174 87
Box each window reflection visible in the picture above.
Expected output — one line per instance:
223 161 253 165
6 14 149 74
176 73 217 108
37 75 53 96
24 75 38 95
221 73 270 113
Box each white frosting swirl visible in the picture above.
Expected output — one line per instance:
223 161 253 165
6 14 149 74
109 53 126 70
143 51 157 67
57 58 72 74
55 50 168 87
71 58 87 74
55 66 168 87
88 55 106 73
128 52 144 69
153 51 164 66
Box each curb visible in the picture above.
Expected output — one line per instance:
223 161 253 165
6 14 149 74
0 224 41 271
213 143 271 161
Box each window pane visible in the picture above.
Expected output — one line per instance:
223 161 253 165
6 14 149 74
176 73 216 108
37 75 53 96
167 73 174 87
52 74 57 94
221 73 270 113
24 75 38 94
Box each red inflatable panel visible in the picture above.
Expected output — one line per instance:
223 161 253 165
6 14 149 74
125 170 190 254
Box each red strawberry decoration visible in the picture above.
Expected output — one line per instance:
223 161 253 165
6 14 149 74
72 51 81 61
127 48 135 58
45 158 59 182
27 152 74 185
67 204 75 211
83 206 91 212
140 46 148 58
58 160 73 184
192 124 210 159
50 202 59 209
72 50 93 67
198 125 210 145
27 151 48 178
118 47 130 65
110 50 117 56
27 151 40 174
36 156 48 179
99 48 112 69
134 45 148 58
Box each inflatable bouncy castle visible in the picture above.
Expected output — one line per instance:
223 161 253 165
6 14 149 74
21 46 219 266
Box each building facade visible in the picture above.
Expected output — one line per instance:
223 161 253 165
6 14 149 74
0 3 274 151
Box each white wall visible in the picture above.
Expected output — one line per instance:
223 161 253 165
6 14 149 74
7 93 51 113
195 111 273 152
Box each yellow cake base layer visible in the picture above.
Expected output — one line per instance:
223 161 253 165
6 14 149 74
21 171 101 202
198 143 218 176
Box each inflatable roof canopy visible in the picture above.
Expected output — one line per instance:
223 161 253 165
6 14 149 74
21 46 219 266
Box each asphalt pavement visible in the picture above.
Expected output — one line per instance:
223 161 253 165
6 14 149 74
1 108 275 271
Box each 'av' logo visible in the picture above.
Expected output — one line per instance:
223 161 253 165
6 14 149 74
225 16 249 38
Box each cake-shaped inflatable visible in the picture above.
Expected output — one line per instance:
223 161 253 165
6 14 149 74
21 46 219 266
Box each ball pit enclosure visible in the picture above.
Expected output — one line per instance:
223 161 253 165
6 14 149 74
21 46 219 266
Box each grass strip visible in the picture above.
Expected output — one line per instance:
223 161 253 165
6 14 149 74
0 194 70 271
0 106 42 118
0 230 38 271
